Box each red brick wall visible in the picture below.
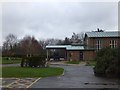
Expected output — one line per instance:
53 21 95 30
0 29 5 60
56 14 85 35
67 50 96 61
85 37 120 49
66 37 120 61
84 50 96 61
67 51 80 61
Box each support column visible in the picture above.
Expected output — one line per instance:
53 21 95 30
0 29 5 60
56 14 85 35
46 49 49 67
47 49 48 61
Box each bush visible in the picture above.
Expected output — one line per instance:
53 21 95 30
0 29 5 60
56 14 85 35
21 56 46 68
94 47 120 78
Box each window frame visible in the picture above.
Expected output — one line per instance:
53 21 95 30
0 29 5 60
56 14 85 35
110 40 117 48
96 39 102 50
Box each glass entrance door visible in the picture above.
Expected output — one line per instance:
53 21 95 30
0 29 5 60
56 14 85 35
80 51 83 60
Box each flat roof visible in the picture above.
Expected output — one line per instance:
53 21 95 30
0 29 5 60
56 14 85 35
66 46 84 50
46 45 84 50
46 45 71 49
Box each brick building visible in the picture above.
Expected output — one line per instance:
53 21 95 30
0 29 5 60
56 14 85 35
46 31 120 61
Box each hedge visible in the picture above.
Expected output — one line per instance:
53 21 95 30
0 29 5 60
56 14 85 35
94 47 120 78
21 56 46 68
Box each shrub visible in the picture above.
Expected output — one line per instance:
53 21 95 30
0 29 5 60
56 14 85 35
94 47 120 78
21 56 46 68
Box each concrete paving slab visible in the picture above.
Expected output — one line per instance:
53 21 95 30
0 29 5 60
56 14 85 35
2 78 18 87
1 78 40 88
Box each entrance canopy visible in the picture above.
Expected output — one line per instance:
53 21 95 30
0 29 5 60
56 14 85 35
46 45 95 61
46 45 84 61
46 45 84 50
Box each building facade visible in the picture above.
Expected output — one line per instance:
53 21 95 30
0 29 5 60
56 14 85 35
46 31 120 61
84 31 120 50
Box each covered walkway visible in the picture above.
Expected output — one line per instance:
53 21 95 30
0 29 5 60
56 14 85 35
46 45 85 61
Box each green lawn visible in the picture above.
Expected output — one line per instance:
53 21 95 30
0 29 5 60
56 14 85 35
1 57 22 64
66 61 80 64
85 60 96 66
2 67 64 78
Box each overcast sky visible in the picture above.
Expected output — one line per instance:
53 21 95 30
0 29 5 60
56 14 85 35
1 1 118 46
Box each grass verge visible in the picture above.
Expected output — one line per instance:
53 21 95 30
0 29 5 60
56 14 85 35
2 67 64 78
66 61 80 64
85 60 96 66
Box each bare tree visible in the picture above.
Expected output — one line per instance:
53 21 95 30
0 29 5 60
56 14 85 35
2 42 9 50
45 38 60 45
20 36 43 57
39 38 62 49
2 34 18 56
31 37 43 56
70 32 84 44
5 34 18 50
71 32 80 43
63 37 71 45
39 40 46 49
57 40 64 45
77 32 85 44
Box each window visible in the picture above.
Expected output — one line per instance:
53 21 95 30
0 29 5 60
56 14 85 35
96 40 101 50
110 40 117 48
86 39 88 45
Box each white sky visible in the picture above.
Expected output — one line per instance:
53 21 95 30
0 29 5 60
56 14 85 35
0 0 119 46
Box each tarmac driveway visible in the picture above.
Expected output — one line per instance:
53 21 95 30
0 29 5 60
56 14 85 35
31 64 119 88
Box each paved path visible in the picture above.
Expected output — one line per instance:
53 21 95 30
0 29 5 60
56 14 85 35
1 64 20 67
31 64 119 88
